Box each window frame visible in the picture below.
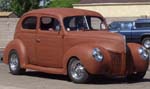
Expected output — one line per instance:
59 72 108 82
39 16 61 32
21 16 37 30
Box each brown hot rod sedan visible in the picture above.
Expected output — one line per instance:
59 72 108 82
3 8 149 83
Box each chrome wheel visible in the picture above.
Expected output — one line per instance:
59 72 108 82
8 50 25 75
68 58 90 83
10 53 19 71
70 61 85 80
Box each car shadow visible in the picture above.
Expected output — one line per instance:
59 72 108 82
19 71 150 84
23 71 70 82
88 76 150 84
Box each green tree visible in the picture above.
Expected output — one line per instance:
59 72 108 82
0 0 11 11
10 0 40 16
47 0 80 8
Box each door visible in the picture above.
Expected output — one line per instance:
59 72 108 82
19 16 37 65
36 16 63 68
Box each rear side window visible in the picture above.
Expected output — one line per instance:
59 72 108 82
22 16 37 30
135 23 150 28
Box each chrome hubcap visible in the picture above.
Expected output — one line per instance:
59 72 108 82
144 39 150 48
10 54 18 71
70 61 85 80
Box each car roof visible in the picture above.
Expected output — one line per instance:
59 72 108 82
23 8 102 18
112 21 133 23
110 21 133 24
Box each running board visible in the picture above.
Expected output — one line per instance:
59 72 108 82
25 64 66 75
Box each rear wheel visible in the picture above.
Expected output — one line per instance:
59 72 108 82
127 72 146 81
8 50 25 75
142 37 150 49
68 58 90 83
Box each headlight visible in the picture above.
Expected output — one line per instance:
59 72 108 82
92 48 103 62
138 47 149 60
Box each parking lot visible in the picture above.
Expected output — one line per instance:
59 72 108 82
0 51 150 89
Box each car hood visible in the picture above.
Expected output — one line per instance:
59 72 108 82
64 31 126 53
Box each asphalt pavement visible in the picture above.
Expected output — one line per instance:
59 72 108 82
0 49 150 89
0 63 149 89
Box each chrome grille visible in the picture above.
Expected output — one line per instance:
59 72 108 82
110 52 122 74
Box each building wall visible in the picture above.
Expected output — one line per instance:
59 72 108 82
0 18 19 48
74 3 150 23
106 17 143 24
74 3 150 17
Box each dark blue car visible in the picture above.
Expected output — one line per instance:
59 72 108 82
109 19 150 49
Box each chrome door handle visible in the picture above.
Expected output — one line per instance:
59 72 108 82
36 39 40 43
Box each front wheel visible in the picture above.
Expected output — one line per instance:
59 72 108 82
68 58 90 83
126 72 146 81
8 50 25 75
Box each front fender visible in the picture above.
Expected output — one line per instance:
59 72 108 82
3 39 27 68
127 43 149 73
63 44 110 75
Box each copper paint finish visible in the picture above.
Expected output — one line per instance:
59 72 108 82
3 8 149 76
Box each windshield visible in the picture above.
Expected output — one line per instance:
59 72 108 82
109 21 133 30
63 16 107 31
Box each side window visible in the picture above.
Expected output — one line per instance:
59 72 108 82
121 23 132 30
22 16 37 30
64 16 88 31
69 17 76 29
64 17 77 31
40 17 60 31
